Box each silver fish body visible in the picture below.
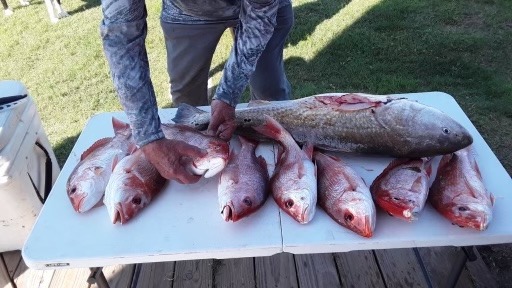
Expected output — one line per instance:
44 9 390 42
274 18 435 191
314 151 376 237
66 117 136 213
218 136 269 222
253 115 317 224
104 149 167 224
161 123 230 178
172 93 473 158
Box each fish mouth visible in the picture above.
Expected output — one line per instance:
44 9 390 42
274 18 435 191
221 201 236 222
112 203 124 224
300 205 311 224
403 209 420 221
73 195 86 213
202 158 227 178
361 216 373 238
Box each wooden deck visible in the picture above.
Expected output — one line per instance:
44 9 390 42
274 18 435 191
0 246 498 288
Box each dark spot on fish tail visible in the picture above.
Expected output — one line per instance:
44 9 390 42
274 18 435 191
442 127 450 134
132 197 142 205
244 118 252 123
344 213 354 222
405 167 422 173
458 206 468 212
243 197 252 207
285 199 294 208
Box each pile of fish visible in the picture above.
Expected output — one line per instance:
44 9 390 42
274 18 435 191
66 93 494 237
66 117 230 224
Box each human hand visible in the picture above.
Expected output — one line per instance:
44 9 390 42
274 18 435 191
207 99 236 141
141 138 207 184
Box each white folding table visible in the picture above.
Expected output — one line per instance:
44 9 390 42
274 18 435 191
21 92 512 287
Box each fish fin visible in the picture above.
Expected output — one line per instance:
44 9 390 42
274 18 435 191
247 100 272 107
437 153 454 173
313 93 392 111
423 157 434 177
238 135 259 147
81 137 112 161
302 143 314 160
256 155 268 171
171 103 209 129
111 155 119 171
276 143 284 162
411 176 424 192
112 117 130 133
490 193 495 206
252 115 283 140
371 158 411 191
127 142 138 155
298 161 306 179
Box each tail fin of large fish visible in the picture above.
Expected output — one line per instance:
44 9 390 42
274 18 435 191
172 103 209 129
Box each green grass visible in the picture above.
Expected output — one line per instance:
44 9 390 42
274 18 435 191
0 0 511 173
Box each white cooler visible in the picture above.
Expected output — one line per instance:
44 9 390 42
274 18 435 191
0 80 60 253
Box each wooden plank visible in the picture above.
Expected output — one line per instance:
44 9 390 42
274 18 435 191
255 253 298 288
466 247 498 288
90 264 135 288
13 259 55 288
1 253 14 288
212 258 255 288
374 248 429 288
294 253 341 288
2 251 21 277
48 267 91 288
333 250 385 288
135 262 175 288
417 246 475 288
173 259 213 288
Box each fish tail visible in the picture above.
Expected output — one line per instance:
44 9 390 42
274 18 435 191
172 103 209 127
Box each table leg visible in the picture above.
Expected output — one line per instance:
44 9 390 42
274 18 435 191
0 253 17 288
87 267 110 288
445 246 477 288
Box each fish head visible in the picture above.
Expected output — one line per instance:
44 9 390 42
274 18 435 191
278 188 317 224
340 191 376 237
66 166 106 213
380 101 473 156
219 186 266 222
193 140 230 178
445 196 493 231
376 189 423 221
107 178 151 224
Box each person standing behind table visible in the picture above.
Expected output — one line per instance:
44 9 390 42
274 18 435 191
100 0 294 184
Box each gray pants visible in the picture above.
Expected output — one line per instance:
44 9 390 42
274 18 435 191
161 4 294 107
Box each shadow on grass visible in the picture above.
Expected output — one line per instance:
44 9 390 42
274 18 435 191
65 0 99 16
53 133 80 168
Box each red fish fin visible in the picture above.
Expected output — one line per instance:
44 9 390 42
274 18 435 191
123 151 144 173
276 144 284 162
411 176 424 192
297 161 306 179
252 115 283 140
313 93 392 111
81 137 112 160
112 117 130 133
127 142 138 155
371 158 411 191
302 143 314 160
238 135 259 147
247 100 272 108
256 155 268 171
423 157 433 177
437 153 454 173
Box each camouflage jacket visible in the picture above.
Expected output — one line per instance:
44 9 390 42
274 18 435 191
100 0 290 147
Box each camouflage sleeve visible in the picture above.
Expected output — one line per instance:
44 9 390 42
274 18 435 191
212 0 279 107
99 0 164 147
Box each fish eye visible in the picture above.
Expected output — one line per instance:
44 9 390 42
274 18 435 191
132 197 142 205
285 199 294 208
458 206 468 212
243 197 252 207
408 199 414 203
69 187 77 194
344 213 354 222
392 197 400 201
442 127 450 134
